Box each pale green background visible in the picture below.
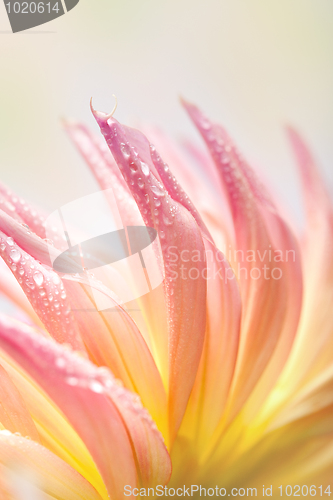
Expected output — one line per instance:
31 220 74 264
0 0 332 220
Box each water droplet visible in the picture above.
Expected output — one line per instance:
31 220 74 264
163 214 173 226
61 291 67 299
137 178 144 189
160 231 165 239
89 380 104 393
56 357 66 368
0 243 5 251
120 142 131 160
151 185 165 197
39 289 46 297
5 201 15 212
11 264 17 272
130 161 138 173
154 199 161 207
10 248 21 263
48 293 53 302
6 237 14 246
140 161 150 177
33 271 44 287
201 118 211 130
66 377 78 386
0 430 12 437
52 273 61 285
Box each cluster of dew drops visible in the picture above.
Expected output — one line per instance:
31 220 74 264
197 114 253 208
0 231 72 338
46 336 159 431
118 140 182 298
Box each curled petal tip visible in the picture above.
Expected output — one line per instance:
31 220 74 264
90 95 118 121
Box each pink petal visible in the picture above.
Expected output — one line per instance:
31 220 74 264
0 314 171 495
0 230 86 352
0 182 47 240
91 108 207 442
0 352 107 498
184 100 302 420
0 258 42 326
281 128 333 387
64 121 129 191
65 120 169 385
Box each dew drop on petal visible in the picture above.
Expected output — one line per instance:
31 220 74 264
151 185 165 197
56 357 66 368
140 161 150 177
89 381 104 393
51 273 61 285
10 248 21 263
120 142 131 160
5 201 15 212
66 377 78 386
6 237 14 246
33 271 44 287
137 178 144 189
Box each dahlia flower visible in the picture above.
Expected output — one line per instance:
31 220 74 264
0 99 331 499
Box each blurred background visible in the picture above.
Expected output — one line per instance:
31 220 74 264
0 0 332 221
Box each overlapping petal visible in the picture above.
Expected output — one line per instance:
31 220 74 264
91 108 207 443
0 430 102 500
183 101 302 428
0 314 171 496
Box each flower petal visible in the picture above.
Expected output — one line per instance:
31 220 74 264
0 182 47 240
0 430 102 500
0 230 86 352
0 313 171 494
64 121 129 191
281 128 333 386
0 351 107 498
65 120 170 387
183 101 302 423
63 277 169 441
0 363 40 442
178 240 241 449
92 109 207 442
